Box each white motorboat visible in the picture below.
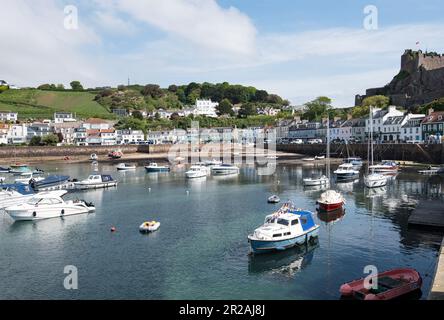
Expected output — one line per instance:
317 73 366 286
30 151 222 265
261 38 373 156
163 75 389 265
303 175 329 187
315 155 325 160
302 157 316 162
267 195 281 203
185 166 208 179
343 157 363 170
204 159 223 167
74 174 118 190
334 163 360 181
139 221 161 233
418 166 440 175
5 190 95 221
116 163 136 171
211 164 240 176
0 185 35 210
368 160 399 173
364 107 388 189
14 172 44 185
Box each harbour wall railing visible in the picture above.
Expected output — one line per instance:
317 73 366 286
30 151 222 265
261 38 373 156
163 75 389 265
277 143 444 164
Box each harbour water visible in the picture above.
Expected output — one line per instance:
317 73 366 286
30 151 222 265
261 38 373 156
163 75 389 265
0 162 443 299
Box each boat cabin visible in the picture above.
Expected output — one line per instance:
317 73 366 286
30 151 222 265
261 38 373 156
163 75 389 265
260 211 316 239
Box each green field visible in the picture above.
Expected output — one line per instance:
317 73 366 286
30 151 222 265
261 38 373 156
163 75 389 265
0 89 115 120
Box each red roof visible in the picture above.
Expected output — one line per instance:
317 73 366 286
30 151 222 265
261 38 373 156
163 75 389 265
422 112 444 124
85 118 109 124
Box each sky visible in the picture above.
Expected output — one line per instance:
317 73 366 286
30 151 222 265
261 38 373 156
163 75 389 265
1 0 444 107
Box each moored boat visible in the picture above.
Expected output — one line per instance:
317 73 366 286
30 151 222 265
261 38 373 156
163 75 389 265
139 221 161 233
108 149 123 159
30 175 71 191
211 164 240 176
116 163 136 171
317 190 345 212
185 165 208 179
0 166 10 173
145 162 170 173
339 268 422 300
369 160 399 173
90 153 98 161
334 163 360 181
364 173 387 188
74 174 118 190
0 184 35 209
343 157 363 170
5 190 95 221
267 195 281 203
9 164 31 175
14 172 44 185
248 202 319 254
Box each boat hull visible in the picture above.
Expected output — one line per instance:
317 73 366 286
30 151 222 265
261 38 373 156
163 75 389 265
145 167 170 173
74 181 118 190
317 201 343 212
6 205 94 221
364 178 387 188
249 227 319 253
303 178 329 187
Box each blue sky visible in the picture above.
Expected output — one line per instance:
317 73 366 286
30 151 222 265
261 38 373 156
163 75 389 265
1 0 444 106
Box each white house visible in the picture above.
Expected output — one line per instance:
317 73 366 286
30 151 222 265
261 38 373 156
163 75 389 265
116 129 145 145
54 112 77 124
401 115 425 143
52 122 81 145
82 118 114 130
194 99 218 118
365 106 404 141
8 124 27 144
0 112 18 122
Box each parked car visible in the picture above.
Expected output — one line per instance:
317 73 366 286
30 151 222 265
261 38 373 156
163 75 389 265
290 139 303 144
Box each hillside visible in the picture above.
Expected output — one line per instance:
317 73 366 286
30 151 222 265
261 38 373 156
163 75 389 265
0 89 114 120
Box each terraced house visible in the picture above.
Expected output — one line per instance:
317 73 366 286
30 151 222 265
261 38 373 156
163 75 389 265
421 110 444 142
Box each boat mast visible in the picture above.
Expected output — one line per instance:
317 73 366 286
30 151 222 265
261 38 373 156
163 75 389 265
326 115 330 180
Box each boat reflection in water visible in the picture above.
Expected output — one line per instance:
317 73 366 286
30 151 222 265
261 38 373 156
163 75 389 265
365 186 387 198
317 208 346 224
303 184 328 193
248 242 319 277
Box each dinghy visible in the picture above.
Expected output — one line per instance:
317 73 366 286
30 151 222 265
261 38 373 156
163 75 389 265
340 268 422 300
139 221 161 233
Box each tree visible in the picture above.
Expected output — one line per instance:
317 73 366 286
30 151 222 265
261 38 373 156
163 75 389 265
254 90 269 102
168 84 178 93
361 95 389 109
303 96 332 121
216 99 234 116
132 110 144 120
238 103 257 118
42 134 60 146
70 81 84 91
29 136 42 146
56 84 65 90
141 84 163 98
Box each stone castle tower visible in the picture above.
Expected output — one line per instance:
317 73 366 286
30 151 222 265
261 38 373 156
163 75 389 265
401 49 444 74
356 49 444 108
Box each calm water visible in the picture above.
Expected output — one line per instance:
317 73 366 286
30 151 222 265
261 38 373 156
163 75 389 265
0 162 443 300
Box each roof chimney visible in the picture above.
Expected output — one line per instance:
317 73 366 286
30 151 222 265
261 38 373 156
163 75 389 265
428 108 435 116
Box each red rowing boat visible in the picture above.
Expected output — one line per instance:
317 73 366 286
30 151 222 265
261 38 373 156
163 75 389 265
340 268 422 300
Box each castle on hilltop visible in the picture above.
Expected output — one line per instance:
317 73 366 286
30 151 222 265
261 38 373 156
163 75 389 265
356 49 444 108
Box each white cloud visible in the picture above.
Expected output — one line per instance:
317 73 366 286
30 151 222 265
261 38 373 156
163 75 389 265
0 0 103 87
94 11 138 35
112 0 257 55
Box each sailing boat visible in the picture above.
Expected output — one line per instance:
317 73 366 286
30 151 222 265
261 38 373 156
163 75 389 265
317 117 345 212
364 107 387 188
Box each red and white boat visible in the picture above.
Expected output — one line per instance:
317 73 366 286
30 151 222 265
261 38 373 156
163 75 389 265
317 190 344 212
340 268 422 300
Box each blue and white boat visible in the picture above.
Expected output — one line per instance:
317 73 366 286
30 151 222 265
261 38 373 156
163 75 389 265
30 175 71 190
145 162 170 173
248 202 320 254
343 157 363 170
